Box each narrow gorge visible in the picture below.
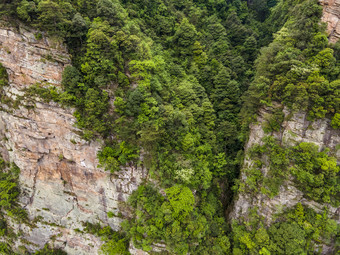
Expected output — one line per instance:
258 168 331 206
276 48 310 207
0 0 339 254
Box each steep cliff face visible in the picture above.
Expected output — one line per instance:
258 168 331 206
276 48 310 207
231 106 340 223
0 23 146 254
0 1 338 254
230 1 340 251
320 0 340 42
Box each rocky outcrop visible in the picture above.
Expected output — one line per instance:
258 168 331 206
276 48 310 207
230 1 340 244
320 0 340 43
0 24 69 87
0 24 146 254
230 106 340 225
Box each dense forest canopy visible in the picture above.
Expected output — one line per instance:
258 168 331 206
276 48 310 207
0 0 339 254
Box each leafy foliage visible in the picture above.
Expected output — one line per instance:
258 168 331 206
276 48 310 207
0 63 8 88
123 184 230 254
290 142 340 204
0 157 27 253
34 244 68 255
243 136 340 205
83 222 130 255
0 158 26 220
98 142 139 173
242 0 340 131
232 204 339 254
1 0 339 253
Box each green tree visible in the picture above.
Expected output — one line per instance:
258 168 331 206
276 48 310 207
212 67 240 120
165 185 195 220
62 65 84 98
268 222 306 254
70 12 88 40
173 18 198 57
96 0 127 26
37 0 73 36
17 0 36 22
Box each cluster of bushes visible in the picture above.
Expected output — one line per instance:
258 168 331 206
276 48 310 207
242 0 340 130
0 63 8 88
1 0 339 254
82 222 130 255
34 245 67 255
242 136 340 206
232 203 339 254
0 157 27 254
123 184 230 254
0 158 26 222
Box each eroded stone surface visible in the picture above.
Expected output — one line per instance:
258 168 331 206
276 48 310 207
231 2 340 252
0 25 147 254
320 0 340 43
0 23 69 87
1 2 338 254
231 0 340 219
231 106 340 235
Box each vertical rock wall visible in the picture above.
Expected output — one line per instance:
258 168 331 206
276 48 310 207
0 24 146 254
230 106 340 224
320 0 340 43
230 2 340 253
0 0 338 254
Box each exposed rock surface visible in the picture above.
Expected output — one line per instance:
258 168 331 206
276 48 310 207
0 1 338 254
0 24 69 87
320 0 340 43
231 106 340 225
0 24 146 254
230 4 340 250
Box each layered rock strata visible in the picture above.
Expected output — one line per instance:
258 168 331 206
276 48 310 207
230 2 340 242
320 0 340 43
230 106 340 225
0 24 146 254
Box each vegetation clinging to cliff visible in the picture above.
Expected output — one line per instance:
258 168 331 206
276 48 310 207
244 136 340 205
1 0 340 254
0 157 28 254
241 0 340 129
232 203 339 254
